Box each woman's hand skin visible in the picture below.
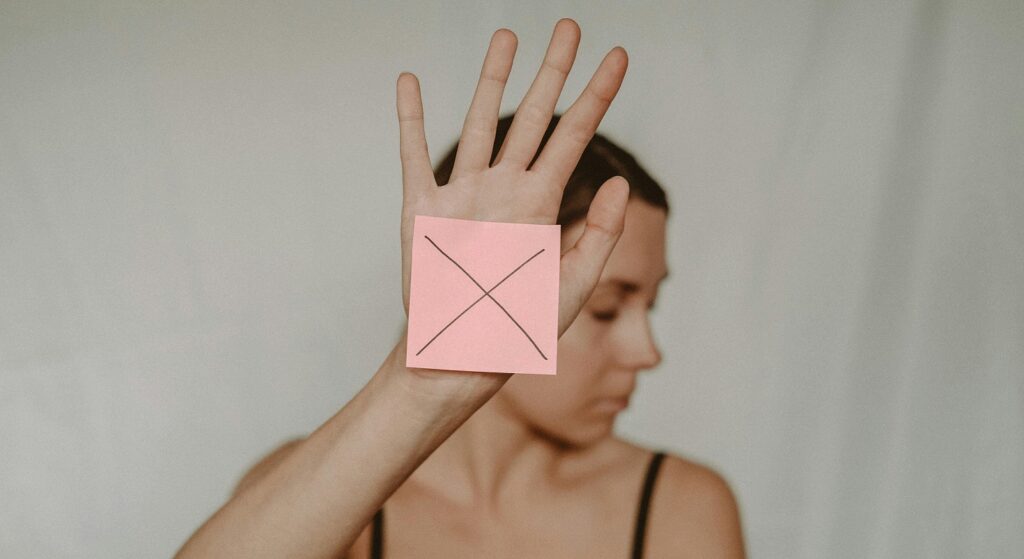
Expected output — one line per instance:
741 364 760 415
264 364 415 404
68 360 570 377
174 20 629 559
399 19 629 337
396 19 629 395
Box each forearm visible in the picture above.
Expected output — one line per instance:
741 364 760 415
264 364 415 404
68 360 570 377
174 330 507 559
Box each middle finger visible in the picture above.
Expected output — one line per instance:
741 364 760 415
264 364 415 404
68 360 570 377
449 29 518 182
492 18 580 169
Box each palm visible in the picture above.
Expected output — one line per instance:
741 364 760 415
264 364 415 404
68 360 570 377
397 19 630 342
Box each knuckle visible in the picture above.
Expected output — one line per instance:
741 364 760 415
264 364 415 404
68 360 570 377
584 83 614 105
563 122 593 148
480 70 509 86
541 58 570 79
518 102 551 128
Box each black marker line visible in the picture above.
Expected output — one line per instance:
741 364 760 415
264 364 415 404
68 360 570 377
416 235 548 360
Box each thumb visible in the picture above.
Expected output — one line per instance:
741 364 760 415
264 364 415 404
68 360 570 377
557 176 629 335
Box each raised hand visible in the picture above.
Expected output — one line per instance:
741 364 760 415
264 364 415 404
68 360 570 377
396 18 629 348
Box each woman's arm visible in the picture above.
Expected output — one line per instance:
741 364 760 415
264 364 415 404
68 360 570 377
174 332 510 558
175 18 630 559
230 438 303 498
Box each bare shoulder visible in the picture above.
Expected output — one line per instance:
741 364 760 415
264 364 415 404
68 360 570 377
610 438 745 558
651 451 746 558
231 437 305 497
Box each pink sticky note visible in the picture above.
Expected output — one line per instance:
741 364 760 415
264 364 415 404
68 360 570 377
406 215 561 375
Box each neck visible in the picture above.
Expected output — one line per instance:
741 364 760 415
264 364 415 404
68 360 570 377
408 392 572 513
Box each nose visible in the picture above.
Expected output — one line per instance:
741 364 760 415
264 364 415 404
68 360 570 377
620 307 662 371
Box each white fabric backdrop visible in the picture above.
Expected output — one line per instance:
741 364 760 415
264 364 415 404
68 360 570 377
1 1 1021 557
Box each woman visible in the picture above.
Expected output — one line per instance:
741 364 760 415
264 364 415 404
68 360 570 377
176 19 744 559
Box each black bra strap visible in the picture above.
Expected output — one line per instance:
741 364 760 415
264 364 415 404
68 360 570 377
631 450 667 559
370 506 384 559
371 451 667 559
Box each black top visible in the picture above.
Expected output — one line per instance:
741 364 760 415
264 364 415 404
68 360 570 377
370 450 667 559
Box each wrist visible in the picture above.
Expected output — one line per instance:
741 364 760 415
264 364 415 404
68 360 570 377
382 326 510 406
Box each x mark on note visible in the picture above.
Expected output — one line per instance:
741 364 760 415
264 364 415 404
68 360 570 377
405 215 560 375
416 235 548 360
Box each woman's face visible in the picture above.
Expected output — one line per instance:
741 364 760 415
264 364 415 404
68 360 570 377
496 198 668 447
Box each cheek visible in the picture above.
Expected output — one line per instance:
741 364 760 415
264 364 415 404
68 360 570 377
557 315 610 384
498 317 612 428
501 375 582 424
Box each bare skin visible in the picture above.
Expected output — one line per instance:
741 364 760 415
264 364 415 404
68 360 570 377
346 200 744 558
176 18 744 559
228 201 746 558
